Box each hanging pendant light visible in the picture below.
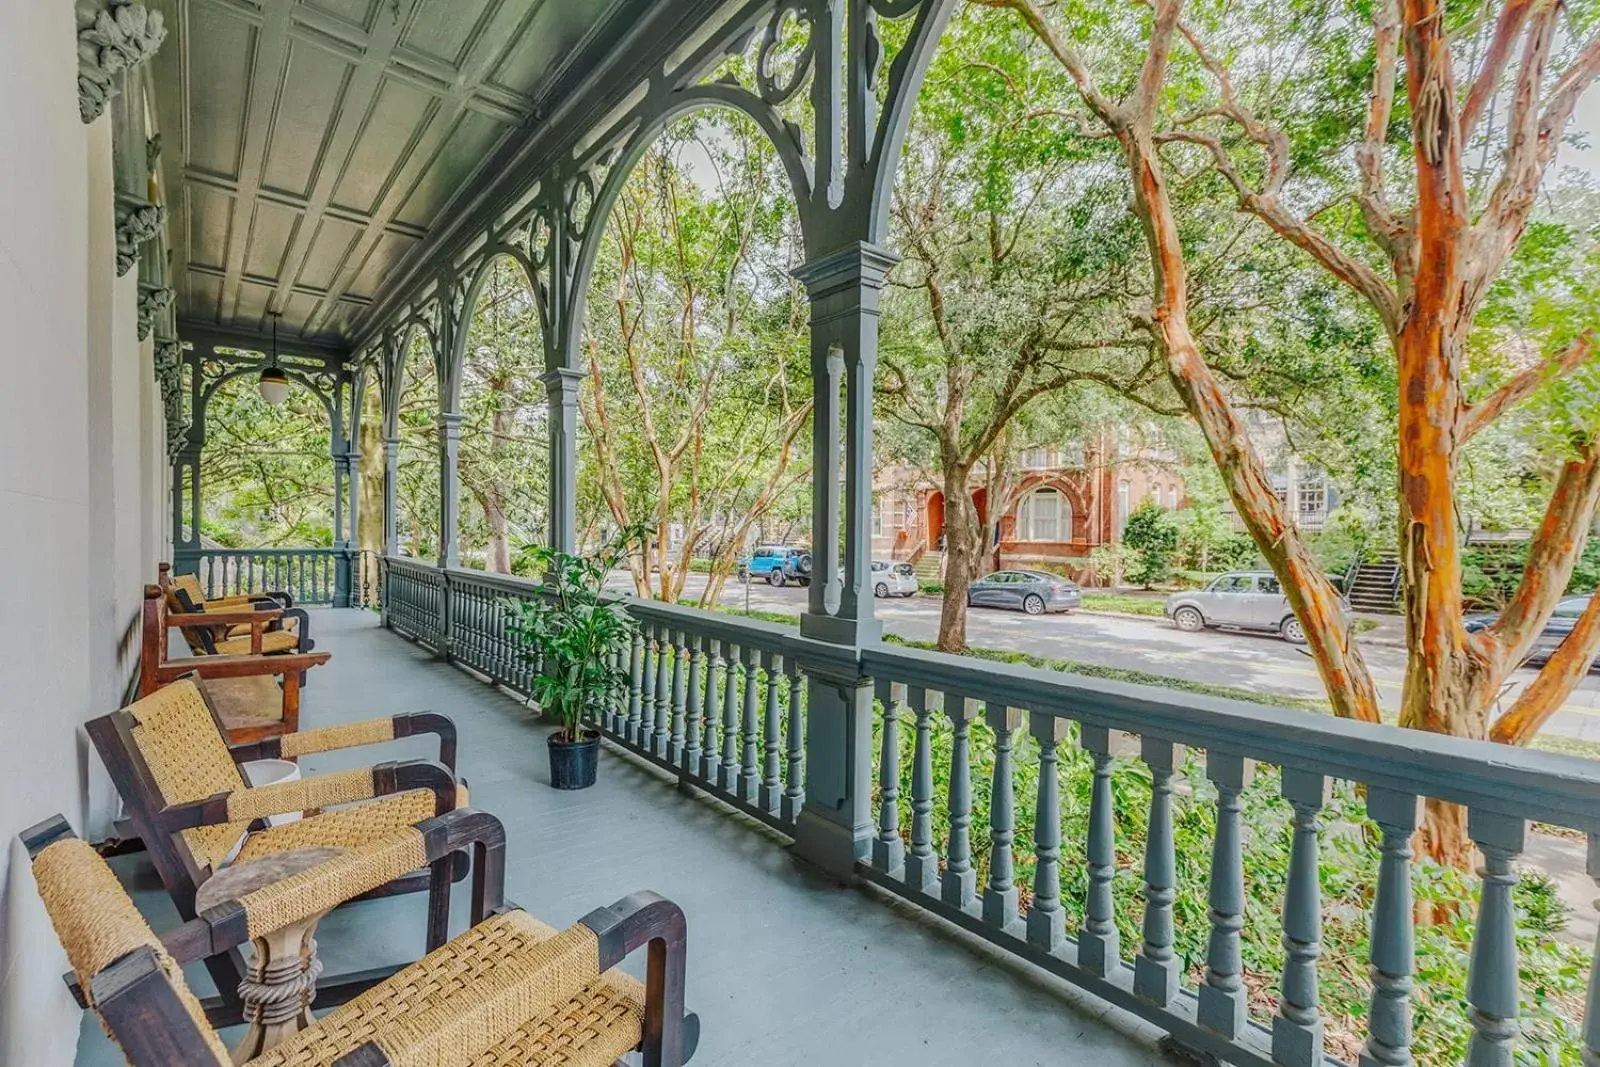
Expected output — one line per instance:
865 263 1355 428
258 312 290 406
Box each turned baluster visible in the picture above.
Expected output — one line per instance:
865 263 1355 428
624 629 643 736
1026 714 1069 952
941 696 979 913
1198 752 1253 1038
738 646 762 803
651 623 671 757
760 650 783 813
718 643 741 792
1464 809 1527 1067
631 627 651 745
1273 769 1329 1067
1134 736 1181 1005
682 635 704 774
1079 725 1126 977
1359 788 1420 1067
982 704 1023 933
872 679 905 876
905 687 938 895
663 628 686 761
699 639 722 781
780 664 805 822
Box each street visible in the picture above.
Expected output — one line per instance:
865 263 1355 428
618 572 1600 746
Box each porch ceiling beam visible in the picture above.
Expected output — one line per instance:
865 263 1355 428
178 319 350 364
182 168 429 241
215 0 296 325
301 0 542 337
185 263 372 308
264 0 420 324
347 0 728 349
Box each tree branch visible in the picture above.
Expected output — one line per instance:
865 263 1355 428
1460 330 1597 440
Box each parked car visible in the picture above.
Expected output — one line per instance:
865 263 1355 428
1165 571 1312 644
1464 595 1597 670
871 560 918 598
967 570 1081 615
739 545 813 587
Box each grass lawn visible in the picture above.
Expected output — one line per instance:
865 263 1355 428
1079 592 1166 616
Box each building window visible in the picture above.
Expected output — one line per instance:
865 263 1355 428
1019 487 1070 541
1118 480 1131 529
1167 485 1179 509
1299 483 1326 517
1021 448 1050 470
872 495 884 537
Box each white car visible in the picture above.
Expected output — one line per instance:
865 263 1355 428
870 560 919 598
1164 571 1312 644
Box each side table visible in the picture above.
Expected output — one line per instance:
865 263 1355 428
195 846 344 1064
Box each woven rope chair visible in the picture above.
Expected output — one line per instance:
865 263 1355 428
23 815 694 1067
88 679 469 1018
162 566 315 657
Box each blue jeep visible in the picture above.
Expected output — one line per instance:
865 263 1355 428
740 545 813 587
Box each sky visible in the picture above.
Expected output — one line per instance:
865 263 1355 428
1566 89 1600 181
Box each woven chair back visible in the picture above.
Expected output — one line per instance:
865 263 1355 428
128 680 251 868
31 835 229 1065
167 575 213 654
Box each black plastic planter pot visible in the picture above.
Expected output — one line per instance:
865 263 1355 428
547 730 600 790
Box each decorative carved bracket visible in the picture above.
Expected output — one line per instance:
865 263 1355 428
136 284 175 341
115 197 165 277
76 1 167 125
153 339 188 463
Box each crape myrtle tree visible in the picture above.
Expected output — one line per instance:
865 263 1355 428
979 0 1600 863
580 110 813 605
882 10 1382 651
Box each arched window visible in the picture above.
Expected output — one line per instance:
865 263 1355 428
1018 486 1071 541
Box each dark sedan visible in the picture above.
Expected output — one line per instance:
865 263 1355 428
967 570 1081 615
1464 595 1596 670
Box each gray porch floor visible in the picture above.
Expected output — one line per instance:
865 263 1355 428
80 609 1167 1066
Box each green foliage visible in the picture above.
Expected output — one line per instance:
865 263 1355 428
1087 542 1133 587
1121 500 1179 587
1078 593 1166 617
1459 540 1600 609
200 373 335 547
503 529 643 741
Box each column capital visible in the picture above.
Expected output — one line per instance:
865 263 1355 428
540 366 585 399
793 241 900 300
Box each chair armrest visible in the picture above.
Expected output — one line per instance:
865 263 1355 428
234 712 457 773
168 608 283 629
162 808 507 962
156 651 330 685
154 759 457 830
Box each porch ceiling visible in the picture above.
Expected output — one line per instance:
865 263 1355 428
147 0 660 354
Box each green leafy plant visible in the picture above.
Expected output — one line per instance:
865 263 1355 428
503 529 642 742
1122 500 1180 587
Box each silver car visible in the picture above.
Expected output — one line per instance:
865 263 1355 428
871 560 919 598
1165 571 1307 644
967 570 1082 615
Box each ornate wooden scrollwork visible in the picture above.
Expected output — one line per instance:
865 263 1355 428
136 284 174 341
76 0 167 124
115 197 165 277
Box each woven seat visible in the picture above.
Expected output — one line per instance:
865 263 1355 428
214 629 303 655
164 571 315 659
22 817 693 1067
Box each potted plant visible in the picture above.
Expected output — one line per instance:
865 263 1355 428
504 533 638 790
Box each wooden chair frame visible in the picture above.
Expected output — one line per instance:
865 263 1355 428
140 585 329 743
87 685 466 1023
158 563 315 656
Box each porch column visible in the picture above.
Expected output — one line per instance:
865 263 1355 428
332 450 348 545
788 241 897 875
383 437 400 556
172 441 202 572
542 366 581 554
439 411 462 569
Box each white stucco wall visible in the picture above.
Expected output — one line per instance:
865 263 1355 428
0 5 165 1064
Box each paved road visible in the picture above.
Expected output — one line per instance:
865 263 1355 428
619 573 1600 745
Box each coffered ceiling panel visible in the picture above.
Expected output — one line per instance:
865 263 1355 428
148 0 654 354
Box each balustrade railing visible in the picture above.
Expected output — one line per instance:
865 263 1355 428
380 556 1600 1067
178 546 354 606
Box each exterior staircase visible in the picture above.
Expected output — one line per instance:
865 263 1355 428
1346 554 1402 614
913 551 944 583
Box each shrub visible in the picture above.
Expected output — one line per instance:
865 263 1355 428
1122 500 1179 587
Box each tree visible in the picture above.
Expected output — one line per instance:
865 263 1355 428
980 0 1600 863
200 372 334 547
457 257 547 573
394 331 441 560
580 111 812 605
